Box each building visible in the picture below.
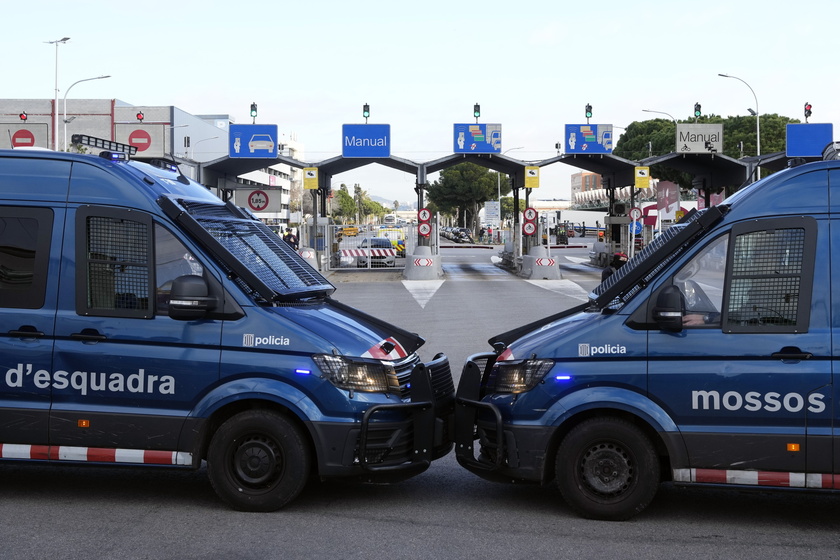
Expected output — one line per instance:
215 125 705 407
0 98 299 230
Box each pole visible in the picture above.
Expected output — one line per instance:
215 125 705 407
718 73 759 156
642 109 676 123
63 75 110 151
500 146 523 244
190 136 220 160
46 37 70 151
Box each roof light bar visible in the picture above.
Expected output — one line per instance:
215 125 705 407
71 134 138 156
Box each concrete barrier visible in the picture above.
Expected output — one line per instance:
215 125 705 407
402 245 444 280
298 246 318 270
519 245 561 280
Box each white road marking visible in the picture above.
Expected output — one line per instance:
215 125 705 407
401 279 445 308
525 279 590 301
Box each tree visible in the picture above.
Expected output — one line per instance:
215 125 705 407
426 163 504 231
500 196 527 221
332 184 357 222
362 198 388 221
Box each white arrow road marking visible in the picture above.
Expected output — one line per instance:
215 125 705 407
401 279 445 309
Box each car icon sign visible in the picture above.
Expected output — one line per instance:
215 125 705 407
249 134 275 153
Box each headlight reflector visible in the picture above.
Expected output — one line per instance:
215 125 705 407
313 355 400 395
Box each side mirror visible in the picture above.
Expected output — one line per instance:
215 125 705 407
653 285 684 332
169 275 216 321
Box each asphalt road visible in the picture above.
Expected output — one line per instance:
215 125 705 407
3 245 839 559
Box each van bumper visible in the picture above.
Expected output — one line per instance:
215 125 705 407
311 354 455 482
454 353 553 484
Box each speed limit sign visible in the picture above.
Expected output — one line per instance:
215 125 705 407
418 222 432 237
523 207 538 222
522 222 537 236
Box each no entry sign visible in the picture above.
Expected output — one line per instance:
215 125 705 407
11 129 35 148
128 129 152 152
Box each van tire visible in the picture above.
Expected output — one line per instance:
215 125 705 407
207 410 310 512
555 418 659 521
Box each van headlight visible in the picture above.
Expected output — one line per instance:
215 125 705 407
313 355 401 395
489 359 554 394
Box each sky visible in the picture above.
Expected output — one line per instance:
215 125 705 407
5 0 839 204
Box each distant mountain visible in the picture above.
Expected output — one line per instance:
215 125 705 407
370 195 417 211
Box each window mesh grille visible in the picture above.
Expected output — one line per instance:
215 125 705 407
86 216 149 310
726 229 804 326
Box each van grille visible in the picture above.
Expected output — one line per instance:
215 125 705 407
394 355 421 399
393 355 454 401
359 423 414 465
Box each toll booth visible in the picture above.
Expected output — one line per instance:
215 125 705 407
604 212 631 253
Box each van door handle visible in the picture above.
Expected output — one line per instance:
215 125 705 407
9 326 45 339
70 329 107 342
771 346 812 361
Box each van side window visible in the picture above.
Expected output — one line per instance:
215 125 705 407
76 207 154 319
722 217 816 333
0 208 53 309
154 224 204 315
673 235 728 328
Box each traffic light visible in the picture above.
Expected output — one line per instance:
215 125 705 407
473 103 480 118
694 102 702 118
585 104 593 119
19 111 27 121
362 103 370 119
804 102 812 119
136 111 144 122
250 102 258 118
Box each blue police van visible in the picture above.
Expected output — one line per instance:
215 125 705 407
456 148 840 520
0 141 454 511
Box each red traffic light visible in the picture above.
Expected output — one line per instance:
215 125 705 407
136 111 144 122
804 102 812 118
19 111 27 121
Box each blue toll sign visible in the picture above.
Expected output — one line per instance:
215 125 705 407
786 123 833 157
453 123 502 154
229 124 279 158
342 124 391 158
564 124 613 154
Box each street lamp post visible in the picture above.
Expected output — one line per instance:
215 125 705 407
642 109 677 123
63 75 110 151
719 73 760 156
46 37 70 151
190 136 220 160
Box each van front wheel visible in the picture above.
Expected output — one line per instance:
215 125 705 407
555 418 659 521
207 410 310 512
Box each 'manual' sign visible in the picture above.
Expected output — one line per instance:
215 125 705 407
342 124 391 158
